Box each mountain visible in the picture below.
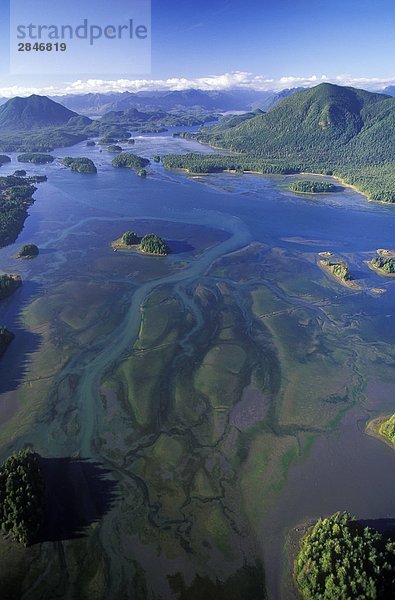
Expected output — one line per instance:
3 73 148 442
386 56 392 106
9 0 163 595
0 95 79 130
199 83 395 163
381 85 395 97
52 88 283 116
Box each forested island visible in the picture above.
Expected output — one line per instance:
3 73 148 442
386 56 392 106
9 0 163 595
294 512 395 599
0 449 45 545
162 153 298 175
111 153 150 177
0 326 14 358
0 175 46 248
17 244 39 259
112 231 170 256
318 256 360 289
61 157 97 174
0 273 22 299
290 180 337 193
368 250 395 276
107 145 122 153
17 153 54 164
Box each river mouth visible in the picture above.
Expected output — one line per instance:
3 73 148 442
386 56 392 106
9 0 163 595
0 136 394 599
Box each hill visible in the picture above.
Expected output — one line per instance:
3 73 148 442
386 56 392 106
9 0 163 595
0 95 79 130
176 83 395 202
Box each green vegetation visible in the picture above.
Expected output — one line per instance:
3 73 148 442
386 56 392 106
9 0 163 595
290 180 337 193
13 170 26 177
17 243 39 259
0 155 11 165
112 231 170 255
321 258 351 281
168 83 395 202
162 153 298 174
153 155 161 163
0 274 22 299
140 233 170 255
294 512 395 599
370 254 395 274
379 414 395 444
61 157 97 174
121 231 139 245
111 152 150 174
17 153 54 164
0 175 44 247
0 449 45 545
107 145 122 153
0 326 14 357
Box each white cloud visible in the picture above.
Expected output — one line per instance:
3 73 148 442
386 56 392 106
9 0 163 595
0 71 394 98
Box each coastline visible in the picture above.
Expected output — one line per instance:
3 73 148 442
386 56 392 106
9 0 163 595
111 238 168 257
182 135 394 205
365 260 395 278
366 416 395 450
317 259 361 290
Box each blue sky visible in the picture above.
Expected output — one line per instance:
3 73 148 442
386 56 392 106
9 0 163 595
1 0 395 95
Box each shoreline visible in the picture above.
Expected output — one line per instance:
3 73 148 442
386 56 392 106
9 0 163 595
110 238 168 258
182 135 394 205
365 259 395 278
366 416 395 450
317 259 362 290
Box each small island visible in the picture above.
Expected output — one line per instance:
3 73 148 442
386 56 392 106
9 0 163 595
0 449 45 545
112 231 171 256
107 145 122 153
367 414 395 449
294 511 395 600
290 180 337 193
17 243 39 259
13 169 26 176
368 249 395 277
0 155 11 166
0 273 22 299
62 157 97 174
111 153 150 177
153 155 161 163
318 255 360 289
17 153 54 164
0 326 14 358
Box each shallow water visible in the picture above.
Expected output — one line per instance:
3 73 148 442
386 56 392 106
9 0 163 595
0 133 394 599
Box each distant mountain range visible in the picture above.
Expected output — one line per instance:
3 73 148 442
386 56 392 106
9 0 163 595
0 95 79 130
48 88 300 116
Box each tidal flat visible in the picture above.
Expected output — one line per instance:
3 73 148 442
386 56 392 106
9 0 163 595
0 134 394 599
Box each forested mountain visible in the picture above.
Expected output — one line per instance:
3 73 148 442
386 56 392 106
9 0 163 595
197 83 395 163
0 95 79 130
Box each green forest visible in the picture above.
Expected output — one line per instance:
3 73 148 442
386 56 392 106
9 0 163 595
112 153 150 176
294 512 395 599
140 233 170 255
290 180 337 193
17 153 54 164
0 175 43 247
370 255 395 274
62 157 97 174
0 449 45 545
379 414 395 444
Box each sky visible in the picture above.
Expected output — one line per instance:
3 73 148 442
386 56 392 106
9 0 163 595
0 0 395 96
